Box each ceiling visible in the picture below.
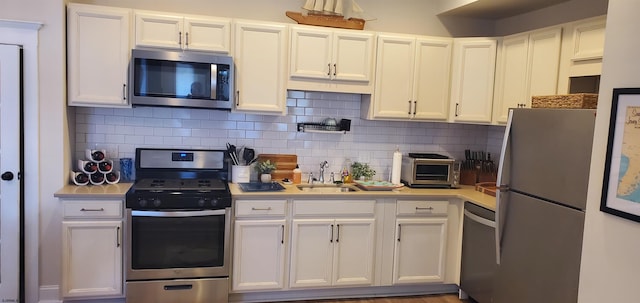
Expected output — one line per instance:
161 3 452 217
438 0 572 19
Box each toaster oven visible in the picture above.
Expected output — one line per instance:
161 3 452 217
401 153 460 188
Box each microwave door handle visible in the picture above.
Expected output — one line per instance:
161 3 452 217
131 209 226 218
210 64 218 100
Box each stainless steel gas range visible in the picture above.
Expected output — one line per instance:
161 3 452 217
125 148 232 303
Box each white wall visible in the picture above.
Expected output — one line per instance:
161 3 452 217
72 0 494 36
495 0 608 35
75 91 504 182
578 0 640 301
0 0 67 301
0 0 613 301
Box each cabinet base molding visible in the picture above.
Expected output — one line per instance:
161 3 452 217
229 284 459 303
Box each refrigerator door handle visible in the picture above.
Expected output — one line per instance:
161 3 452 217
495 109 514 265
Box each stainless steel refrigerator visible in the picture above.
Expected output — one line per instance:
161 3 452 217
494 108 596 303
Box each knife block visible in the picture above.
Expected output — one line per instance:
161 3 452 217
460 169 477 186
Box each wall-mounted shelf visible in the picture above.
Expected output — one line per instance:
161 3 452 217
297 121 350 134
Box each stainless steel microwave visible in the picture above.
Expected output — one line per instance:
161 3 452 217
401 153 460 188
130 49 234 110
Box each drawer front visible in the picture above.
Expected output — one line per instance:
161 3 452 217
396 200 449 216
63 200 123 218
235 199 287 217
293 200 375 216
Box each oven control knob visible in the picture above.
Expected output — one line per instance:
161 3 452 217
198 199 206 207
211 198 218 207
153 199 161 207
138 199 148 207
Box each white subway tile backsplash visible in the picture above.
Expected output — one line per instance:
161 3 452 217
74 90 505 179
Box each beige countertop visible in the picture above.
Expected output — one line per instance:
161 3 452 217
230 183 496 211
54 182 496 211
54 183 133 199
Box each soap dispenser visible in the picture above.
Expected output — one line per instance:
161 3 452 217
292 164 302 184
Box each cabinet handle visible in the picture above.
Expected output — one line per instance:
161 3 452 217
397 224 402 242
330 224 334 243
455 103 460 117
416 206 434 211
179 31 182 47
236 91 240 106
80 208 105 212
327 63 331 76
413 100 417 115
122 84 127 101
336 224 340 243
281 225 285 244
333 63 337 77
185 32 189 48
116 226 121 247
251 207 272 211
408 100 412 115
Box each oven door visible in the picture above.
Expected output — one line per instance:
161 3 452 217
413 161 453 186
126 208 231 281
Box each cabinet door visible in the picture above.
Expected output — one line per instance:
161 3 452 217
332 219 375 286
493 34 529 124
232 220 286 291
289 219 334 288
526 28 562 104
393 217 448 284
333 31 374 82
413 37 452 120
290 27 333 79
372 35 416 119
234 21 288 114
67 4 131 107
450 38 497 123
135 12 183 49
184 16 231 53
62 221 123 298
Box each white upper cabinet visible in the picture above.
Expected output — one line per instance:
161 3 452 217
233 20 288 115
290 26 374 82
288 26 375 94
412 37 453 120
366 34 452 121
135 11 231 53
450 38 497 124
370 35 416 119
67 3 131 107
493 27 562 124
570 18 606 62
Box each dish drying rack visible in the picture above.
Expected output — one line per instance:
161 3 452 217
297 119 351 134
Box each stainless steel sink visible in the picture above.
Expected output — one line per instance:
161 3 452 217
296 184 359 193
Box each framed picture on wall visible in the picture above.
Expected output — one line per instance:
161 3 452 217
601 88 640 223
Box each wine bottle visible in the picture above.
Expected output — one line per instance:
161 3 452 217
98 161 112 173
106 172 118 182
75 173 89 184
90 173 105 184
83 161 98 173
91 150 105 161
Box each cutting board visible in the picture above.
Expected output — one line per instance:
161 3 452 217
256 154 297 180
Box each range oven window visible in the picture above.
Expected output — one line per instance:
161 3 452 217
130 211 226 269
415 164 450 181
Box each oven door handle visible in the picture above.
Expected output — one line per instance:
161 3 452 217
131 209 227 217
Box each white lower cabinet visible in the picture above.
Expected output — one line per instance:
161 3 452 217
289 200 375 288
232 200 287 291
61 199 123 299
392 200 448 284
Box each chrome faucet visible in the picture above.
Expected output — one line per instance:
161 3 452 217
319 161 329 183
